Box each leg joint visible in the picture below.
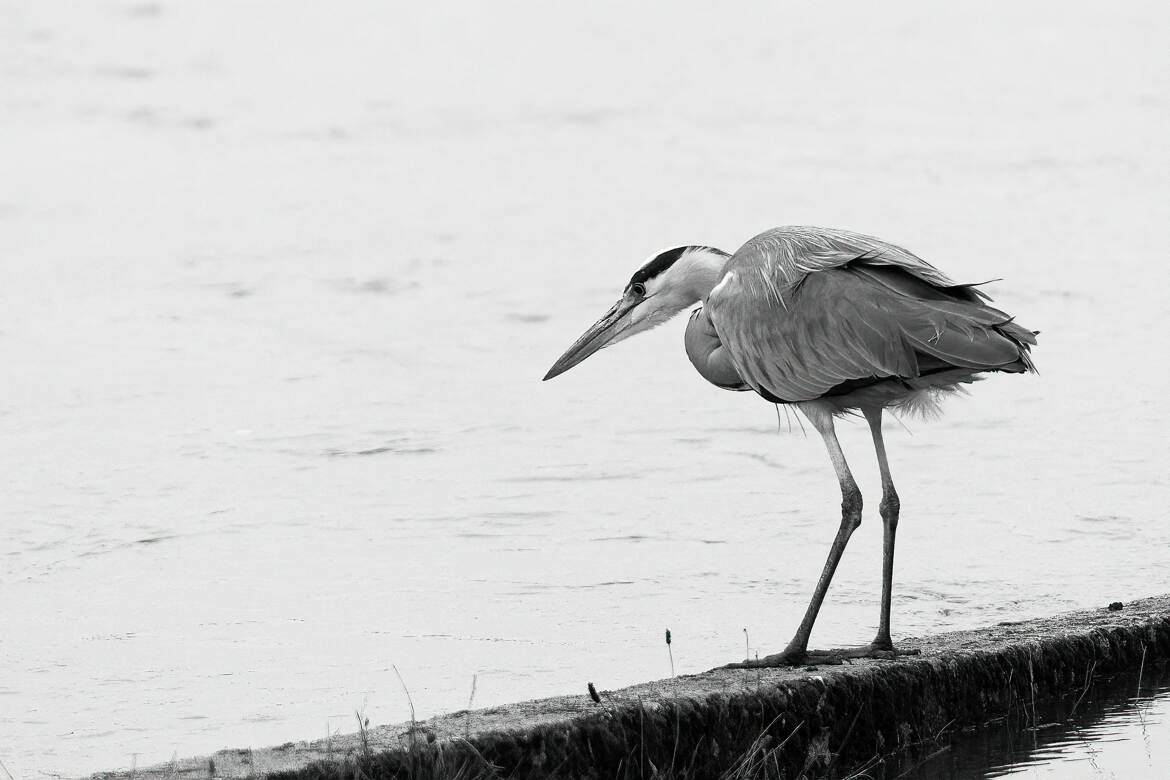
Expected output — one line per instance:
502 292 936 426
880 488 900 526
840 482 863 530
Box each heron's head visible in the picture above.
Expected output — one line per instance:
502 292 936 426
543 245 730 380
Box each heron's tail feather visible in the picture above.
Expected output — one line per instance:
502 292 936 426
993 319 1039 373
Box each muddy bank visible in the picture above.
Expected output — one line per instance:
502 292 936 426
91 595 1170 779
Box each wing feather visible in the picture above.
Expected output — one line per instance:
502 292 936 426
729 225 972 292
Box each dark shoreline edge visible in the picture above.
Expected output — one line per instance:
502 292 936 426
91 594 1170 780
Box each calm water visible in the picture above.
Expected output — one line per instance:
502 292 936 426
890 662 1170 778
2 1 1168 776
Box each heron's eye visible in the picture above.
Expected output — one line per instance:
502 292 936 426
631 283 646 297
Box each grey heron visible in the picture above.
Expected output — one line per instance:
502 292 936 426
543 226 1037 666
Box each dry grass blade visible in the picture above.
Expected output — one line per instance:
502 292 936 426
841 752 882 779
452 737 504 776
465 673 478 739
891 745 951 779
1136 643 1147 696
718 716 802 779
392 664 417 726
826 707 864 773
356 709 372 757
1068 659 1097 719
1027 654 1038 730
933 718 956 741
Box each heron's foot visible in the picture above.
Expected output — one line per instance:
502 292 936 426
719 648 815 669
718 642 920 670
867 635 922 660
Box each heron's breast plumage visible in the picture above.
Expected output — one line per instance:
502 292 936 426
684 307 752 393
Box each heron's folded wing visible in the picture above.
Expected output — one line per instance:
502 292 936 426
730 225 971 292
851 265 1037 366
706 265 1032 402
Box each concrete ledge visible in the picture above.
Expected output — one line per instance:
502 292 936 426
93 594 1170 779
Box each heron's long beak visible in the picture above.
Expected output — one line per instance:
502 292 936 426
543 296 640 381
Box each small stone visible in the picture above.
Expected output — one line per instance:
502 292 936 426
1108 601 1124 611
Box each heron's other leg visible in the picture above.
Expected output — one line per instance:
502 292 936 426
863 406 899 651
731 405 862 668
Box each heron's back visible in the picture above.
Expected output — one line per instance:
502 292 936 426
692 227 1037 410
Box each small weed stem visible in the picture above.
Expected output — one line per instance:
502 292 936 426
665 629 675 678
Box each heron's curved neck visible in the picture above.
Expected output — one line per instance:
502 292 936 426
667 247 731 304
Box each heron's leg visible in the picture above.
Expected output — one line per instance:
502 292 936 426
863 407 899 651
781 410 862 656
728 407 862 668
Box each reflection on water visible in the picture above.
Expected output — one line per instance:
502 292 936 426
889 663 1170 779
2 0 1169 777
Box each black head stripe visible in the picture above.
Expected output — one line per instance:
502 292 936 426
628 245 725 290
629 246 688 288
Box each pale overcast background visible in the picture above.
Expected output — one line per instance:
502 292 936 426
2 1 1168 775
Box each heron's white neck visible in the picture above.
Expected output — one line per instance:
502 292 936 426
644 247 731 306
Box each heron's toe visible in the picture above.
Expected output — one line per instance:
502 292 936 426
838 643 921 661
717 650 809 670
873 644 921 659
